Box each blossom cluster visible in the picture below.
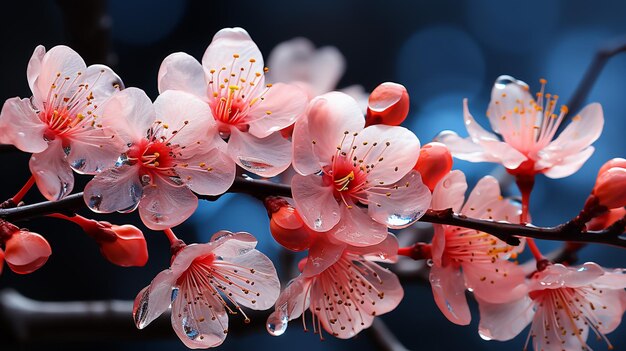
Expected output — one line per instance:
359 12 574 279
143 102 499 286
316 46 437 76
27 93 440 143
1 27 626 350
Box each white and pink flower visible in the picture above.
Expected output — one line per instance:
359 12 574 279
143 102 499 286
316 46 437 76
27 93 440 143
429 170 526 325
291 91 431 246
133 231 280 349
157 27 308 177
478 262 626 351
83 88 235 230
437 75 604 178
267 233 403 339
0 45 123 200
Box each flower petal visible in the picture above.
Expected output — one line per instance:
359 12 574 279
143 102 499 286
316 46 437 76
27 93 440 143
202 27 264 82
29 139 74 201
78 64 124 108
27 45 46 96
541 146 595 179
247 83 308 139
436 130 500 164
463 261 528 304
367 170 431 229
347 233 400 263
171 285 228 349
461 175 502 218
429 263 471 325
158 52 208 100
543 102 603 159
352 124 420 185
270 276 312 325
100 87 155 144
214 249 280 310
0 97 48 153
83 165 143 213
209 231 258 259
476 295 534 341
227 128 292 177
66 130 124 174
431 170 467 212
329 205 387 247
175 148 235 196
486 75 534 135
302 235 346 277
133 269 177 329
139 173 198 230
291 174 340 232
291 110 322 175
33 45 86 104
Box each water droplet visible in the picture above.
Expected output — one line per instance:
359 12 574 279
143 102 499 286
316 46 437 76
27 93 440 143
115 154 130 167
478 330 492 341
63 146 71 156
71 158 86 170
171 288 179 302
266 311 288 336
169 176 184 186
443 179 452 188
133 287 150 329
386 213 419 228
238 156 273 173
57 180 70 200
182 316 200 339
426 259 434 267
89 195 103 210
314 217 323 229
141 174 152 186
17 132 26 138
494 75 528 91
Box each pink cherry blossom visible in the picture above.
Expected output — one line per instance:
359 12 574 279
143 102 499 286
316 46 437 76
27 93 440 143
291 91 431 247
266 234 403 339
266 37 368 112
0 45 123 200
83 88 235 230
478 262 626 351
133 231 280 349
157 27 308 177
429 170 526 325
437 76 604 178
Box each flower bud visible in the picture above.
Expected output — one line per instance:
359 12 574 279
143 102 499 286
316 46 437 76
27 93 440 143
598 158 626 177
365 82 410 126
265 197 314 251
99 224 149 267
587 207 626 231
4 230 51 274
593 167 626 209
414 142 453 191
0 248 4 275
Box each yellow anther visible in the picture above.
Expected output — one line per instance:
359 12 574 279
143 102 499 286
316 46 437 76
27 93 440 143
229 85 240 91
163 124 169 129
539 78 547 84
233 54 240 58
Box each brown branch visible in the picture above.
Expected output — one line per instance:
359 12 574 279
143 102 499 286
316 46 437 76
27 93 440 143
1 177 625 249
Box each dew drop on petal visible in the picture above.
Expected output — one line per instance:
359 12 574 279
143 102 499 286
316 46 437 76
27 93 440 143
386 212 421 227
141 174 152 186
88 195 103 210
115 154 130 167
314 217 322 229
63 146 71 156
266 311 288 336
171 287 179 302
182 316 200 339
478 331 492 341
133 287 150 329
71 158 86 170
238 156 273 173
426 259 434 267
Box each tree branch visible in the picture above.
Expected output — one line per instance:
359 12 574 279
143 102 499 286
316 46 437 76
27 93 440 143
2 176 625 249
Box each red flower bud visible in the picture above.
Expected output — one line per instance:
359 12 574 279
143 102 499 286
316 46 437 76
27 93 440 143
265 197 314 251
593 167 626 209
0 248 4 275
365 82 410 126
99 224 149 267
414 142 453 191
587 207 626 231
598 158 626 177
4 230 51 274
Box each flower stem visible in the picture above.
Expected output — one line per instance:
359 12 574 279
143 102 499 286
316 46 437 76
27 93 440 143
516 174 545 263
397 243 432 260
12 175 35 204
163 228 179 245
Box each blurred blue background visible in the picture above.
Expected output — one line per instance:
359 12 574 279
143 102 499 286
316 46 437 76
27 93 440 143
1 0 626 350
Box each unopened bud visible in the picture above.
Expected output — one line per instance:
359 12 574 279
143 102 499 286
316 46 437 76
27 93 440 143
265 197 314 251
598 158 626 177
365 82 410 126
593 166 626 209
587 207 626 231
4 230 51 274
414 142 453 191
99 224 148 267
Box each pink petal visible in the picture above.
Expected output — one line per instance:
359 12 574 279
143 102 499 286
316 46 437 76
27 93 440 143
353 124 420 185
291 174 340 232
340 85 369 114
329 205 387 247
463 98 499 142
201 27 264 83
83 165 143 213
3 231 51 274
367 170 431 229
209 231 258 259
77 64 124 108
0 97 48 153
530 263 604 290
269 276 312 327
476 295 534 341
529 297 589 351
431 170 467 212
429 263 471 325
170 243 217 274
355 258 404 316
436 130 500 164
65 131 124 174
171 285 228 349
540 146 595 179
175 148 235 196
306 92 365 167
486 75 534 135
291 111 322 175
543 102 603 158
247 83 308 139
227 128 292 177
153 90 218 153
133 269 177 329
584 287 626 334
139 173 198 230
347 233 399 263
158 52 208 100
100 88 155 144
214 249 280 310
461 175 502 218
463 261 528 304
267 38 345 95
27 45 46 96
29 139 74 201
33 45 86 105
478 138 527 170
431 224 446 266
302 235 346 277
